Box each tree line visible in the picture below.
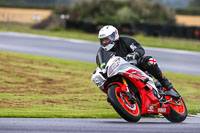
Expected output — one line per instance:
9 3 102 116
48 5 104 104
62 0 176 25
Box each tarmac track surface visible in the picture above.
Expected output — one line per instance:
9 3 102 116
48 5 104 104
0 117 200 133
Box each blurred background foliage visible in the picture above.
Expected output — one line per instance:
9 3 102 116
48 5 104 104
67 0 175 25
189 0 200 8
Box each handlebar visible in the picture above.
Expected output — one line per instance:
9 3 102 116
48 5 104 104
122 56 137 65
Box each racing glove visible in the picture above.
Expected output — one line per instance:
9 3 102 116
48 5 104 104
126 52 139 61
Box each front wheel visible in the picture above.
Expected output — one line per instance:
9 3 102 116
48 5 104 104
108 84 141 122
163 91 187 122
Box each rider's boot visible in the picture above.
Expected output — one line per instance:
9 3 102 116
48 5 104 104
151 68 180 98
158 77 180 98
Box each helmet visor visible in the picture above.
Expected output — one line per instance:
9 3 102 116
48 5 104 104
100 33 115 47
100 37 111 47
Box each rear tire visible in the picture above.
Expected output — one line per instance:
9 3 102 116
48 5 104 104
108 84 141 122
163 96 187 123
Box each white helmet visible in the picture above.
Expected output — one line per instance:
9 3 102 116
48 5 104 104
98 25 119 51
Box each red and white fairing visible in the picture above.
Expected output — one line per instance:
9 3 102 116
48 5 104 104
91 56 170 114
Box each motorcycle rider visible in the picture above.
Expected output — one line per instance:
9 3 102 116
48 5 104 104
96 25 179 98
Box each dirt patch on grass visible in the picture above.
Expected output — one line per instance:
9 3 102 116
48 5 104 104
0 94 103 109
0 52 97 109
0 98 66 108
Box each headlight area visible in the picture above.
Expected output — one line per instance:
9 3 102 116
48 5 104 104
92 74 106 87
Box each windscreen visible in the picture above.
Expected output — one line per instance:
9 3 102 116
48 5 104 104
96 50 116 69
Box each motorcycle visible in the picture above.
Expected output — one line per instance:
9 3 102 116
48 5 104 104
91 55 187 122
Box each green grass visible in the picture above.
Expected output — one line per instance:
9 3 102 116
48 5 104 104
0 22 200 52
135 35 200 52
0 51 119 118
0 51 200 118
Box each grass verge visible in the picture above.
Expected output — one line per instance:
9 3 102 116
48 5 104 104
0 22 200 52
0 51 200 118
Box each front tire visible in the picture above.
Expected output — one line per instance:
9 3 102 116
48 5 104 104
108 84 141 122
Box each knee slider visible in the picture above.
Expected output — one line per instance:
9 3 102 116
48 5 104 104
147 57 157 66
141 56 157 66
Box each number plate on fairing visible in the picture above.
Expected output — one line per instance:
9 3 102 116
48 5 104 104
158 108 167 113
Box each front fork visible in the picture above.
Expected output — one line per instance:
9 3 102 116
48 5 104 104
121 77 136 104
121 77 129 92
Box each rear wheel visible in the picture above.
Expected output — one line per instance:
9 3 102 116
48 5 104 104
108 84 141 122
163 90 187 122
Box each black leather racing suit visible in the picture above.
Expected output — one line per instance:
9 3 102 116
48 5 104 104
96 36 173 90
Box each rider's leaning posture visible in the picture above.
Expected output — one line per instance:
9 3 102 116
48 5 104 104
95 25 179 97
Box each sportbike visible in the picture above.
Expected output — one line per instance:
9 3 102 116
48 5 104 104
91 54 187 122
